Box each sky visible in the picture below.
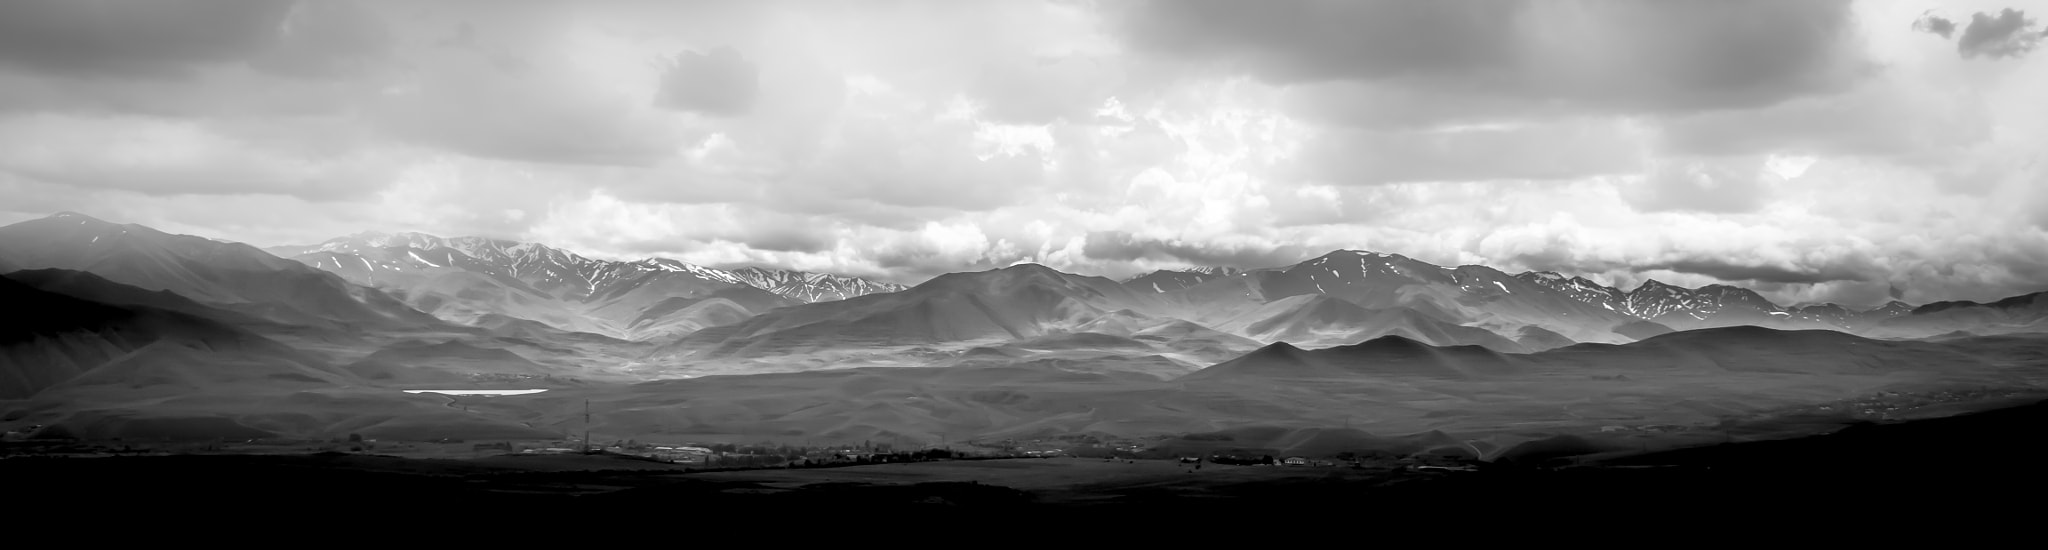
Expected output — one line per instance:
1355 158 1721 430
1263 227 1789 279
1 0 2045 307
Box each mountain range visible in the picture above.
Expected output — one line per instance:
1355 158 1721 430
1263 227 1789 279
5 211 2048 452
262 231 907 340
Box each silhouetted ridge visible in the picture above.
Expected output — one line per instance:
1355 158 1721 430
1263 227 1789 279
1350 334 1430 350
0 275 136 343
1634 325 1857 345
1912 292 2048 315
1183 333 1516 382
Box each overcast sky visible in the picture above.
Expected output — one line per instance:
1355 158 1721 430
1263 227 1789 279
2 0 2045 306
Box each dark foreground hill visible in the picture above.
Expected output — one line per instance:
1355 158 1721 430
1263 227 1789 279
7 399 2045 536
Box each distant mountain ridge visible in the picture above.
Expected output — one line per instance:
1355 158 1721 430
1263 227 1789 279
1123 266 1246 293
1514 271 1911 331
267 231 906 305
5 212 2010 355
264 230 911 340
1124 253 1908 336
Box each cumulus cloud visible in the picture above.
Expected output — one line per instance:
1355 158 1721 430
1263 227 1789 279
1914 13 1958 39
1958 8 2044 59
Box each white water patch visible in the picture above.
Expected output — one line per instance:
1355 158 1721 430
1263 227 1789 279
404 389 549 396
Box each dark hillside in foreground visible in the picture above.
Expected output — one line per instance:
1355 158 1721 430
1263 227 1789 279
7 399 2046 534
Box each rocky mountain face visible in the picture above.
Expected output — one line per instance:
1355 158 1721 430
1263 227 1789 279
1515 270 1912 331
267 231 906 340
1123 266 1246 293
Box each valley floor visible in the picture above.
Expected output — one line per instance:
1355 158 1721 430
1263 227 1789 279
9 398 2048 539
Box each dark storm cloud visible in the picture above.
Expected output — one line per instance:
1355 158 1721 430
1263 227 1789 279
0 0 389 80
1957 9 2043 59
1914 14 1958 39
1118 0 1520 84
1645 259 1866 285
0 0 290 78
657 47 760 116
1081 231 1313 270
1117 0 1869 118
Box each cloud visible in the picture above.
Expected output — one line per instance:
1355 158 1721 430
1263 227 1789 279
1957 8 2043 59
524 192 842 260
656 47 760 116
1080 230 1312 269
367 42 697 167
1915 14 1958 39
1622 158 1774 214
1118 0 1872 117
1643 259 1866 285
0 113 397 201
1 0 2045 309
245 1 393 79
1654 78 1991 159
0 0 292 78
968 55 1126 125
1287 120 1647 185
0 0 389 80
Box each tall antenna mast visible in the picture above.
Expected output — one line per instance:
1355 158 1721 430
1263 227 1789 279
582 399 591 454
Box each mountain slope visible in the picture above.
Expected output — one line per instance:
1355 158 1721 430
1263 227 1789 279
1123 266 1244 293
275 232 906 339
1516 271 1912 333
1866 292 2048 338
281 231 903 305
1163 251 1640 344
655 263 1163 360
1182 336 1520 382
1212 294 1525 352
0 274 354 399
1186 325 2002 385
0 213 441 331
727 266 908 303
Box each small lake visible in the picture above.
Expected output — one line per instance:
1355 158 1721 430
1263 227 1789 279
403 389 550 396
